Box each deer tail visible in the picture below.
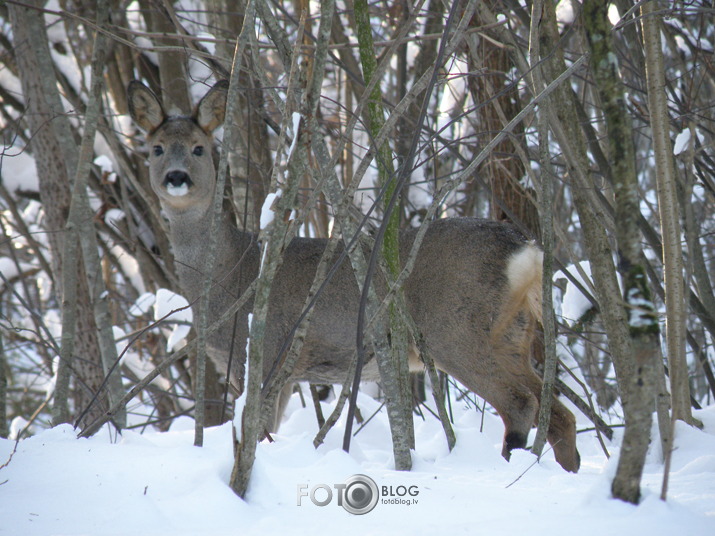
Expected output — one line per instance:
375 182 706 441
490 242 543 345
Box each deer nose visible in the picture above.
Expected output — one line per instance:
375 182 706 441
163 170 193 189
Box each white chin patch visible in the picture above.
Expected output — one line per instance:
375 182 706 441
167 184 189 197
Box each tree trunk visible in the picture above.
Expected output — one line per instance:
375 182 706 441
63 0 127 430
0 300 7 438
351 0 414 470
208 0 273 232
583 0 663 504
467 0 538 235
143 0 191 114
640 0 694 426
524 0 656 503
527 0 557 458
9 1 110 429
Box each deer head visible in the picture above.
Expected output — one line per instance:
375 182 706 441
128 80 228 219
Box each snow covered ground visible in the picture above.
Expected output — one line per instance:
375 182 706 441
1 392 714 536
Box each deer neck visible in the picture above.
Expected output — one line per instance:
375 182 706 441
164 205 257 303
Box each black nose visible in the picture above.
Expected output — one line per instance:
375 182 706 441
163 170 193 189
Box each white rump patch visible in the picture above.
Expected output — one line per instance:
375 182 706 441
506 243 543 321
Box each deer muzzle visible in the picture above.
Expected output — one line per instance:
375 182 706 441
163 170 193 197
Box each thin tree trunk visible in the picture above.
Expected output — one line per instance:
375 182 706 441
467 0 536 232
217 0 260 494
230 0 314 497
680 124 715 405
0 299 7 439
65 0 127 429
352 0 414 471
9 1 110 429
415 329 456 451
259 4 340 430
255 0 478 469
640 0 694 426
208 0 273 232
143 0 191 114
582 0 663 504
253 0 395 461
516 0 655 503
528 0 557 458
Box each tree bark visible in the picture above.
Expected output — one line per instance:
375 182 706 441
527 0 557 459
230 0 320 497
640 0 693 426
64 0 127 430
582 0 663 503
9 0 110 429
467 0 538 234
0 299 7 438
523 0 655 503
352 0 414 471
143 0 191 114
208 0 273 232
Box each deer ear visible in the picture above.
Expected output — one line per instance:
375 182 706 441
196 80 228 132
128 81 165 132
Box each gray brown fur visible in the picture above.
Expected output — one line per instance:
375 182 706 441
128 81 580 473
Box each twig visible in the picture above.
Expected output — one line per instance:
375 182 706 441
352 401 386 437
505 442 559 489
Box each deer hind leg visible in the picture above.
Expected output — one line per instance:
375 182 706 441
545 397 580 472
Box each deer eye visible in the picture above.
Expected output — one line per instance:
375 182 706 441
192 146 204 157
153 145 164 157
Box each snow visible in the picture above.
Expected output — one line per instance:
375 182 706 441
45 3 85 97
627 287 656 329
1 395 714 536
93 154 114 174
608 3 621 26
0 143 39 193
556 261 596 324
233 393 248 443
130 292 157 317
196 32 217 55
674 128 691 155
287 112 301 161
113 324 171 391
104 208 126 226
153 288 193 352
111 243 146 295
556 0 576 25
94 154 117 183
260 190 281 230
0 257 35 288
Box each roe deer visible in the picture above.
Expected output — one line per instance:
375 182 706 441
128 80 580 473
